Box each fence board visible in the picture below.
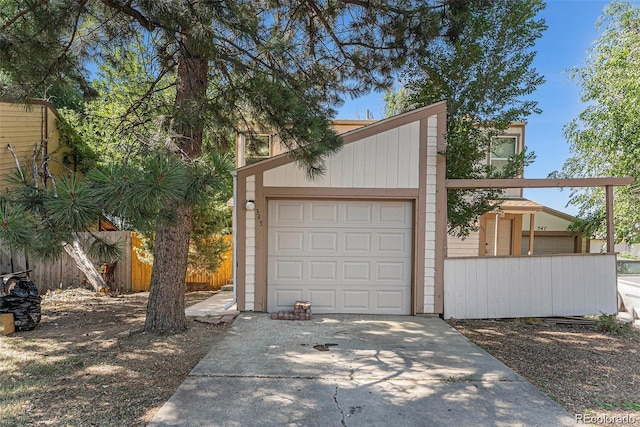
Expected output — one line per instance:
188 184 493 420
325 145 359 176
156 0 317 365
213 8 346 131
444 253 618 319
130 234 233 292
2 232 232 294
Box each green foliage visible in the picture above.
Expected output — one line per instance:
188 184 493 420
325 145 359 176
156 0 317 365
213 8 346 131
55 114 99 173
0 0 489 174
387 0 545 236
45 174 101 231
0 197 35 249
596 313 634 335
0 0 504 329
558 2 640 243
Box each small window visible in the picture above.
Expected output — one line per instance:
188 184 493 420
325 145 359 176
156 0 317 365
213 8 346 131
245 134 270 164
490 136 517 173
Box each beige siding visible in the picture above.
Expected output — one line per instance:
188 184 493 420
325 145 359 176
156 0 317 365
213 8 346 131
0 102 66 187
444 254 617 319
263 121 421 189
447 231 480 257
244 175 256 310
522 212 571 231
485 218 513 256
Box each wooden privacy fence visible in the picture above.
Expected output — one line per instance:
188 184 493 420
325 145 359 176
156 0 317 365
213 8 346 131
3 232 233 293
130 233 233 292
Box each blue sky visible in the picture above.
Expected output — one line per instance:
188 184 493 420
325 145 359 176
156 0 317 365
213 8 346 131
337 0 635 216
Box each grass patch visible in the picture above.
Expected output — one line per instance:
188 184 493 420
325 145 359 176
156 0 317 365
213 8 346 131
597 401 640 411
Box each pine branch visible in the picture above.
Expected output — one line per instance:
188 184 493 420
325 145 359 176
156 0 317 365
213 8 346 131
0 0 51 33
6 144 25 183
100 0 155 31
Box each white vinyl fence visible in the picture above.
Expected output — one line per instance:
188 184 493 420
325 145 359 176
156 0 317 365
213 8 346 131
444 253 617 319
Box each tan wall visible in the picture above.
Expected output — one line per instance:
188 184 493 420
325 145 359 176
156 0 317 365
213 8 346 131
0 101 67 188
522 211 572 232
447 231 480 257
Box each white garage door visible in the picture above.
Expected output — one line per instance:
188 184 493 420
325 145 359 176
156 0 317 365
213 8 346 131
267 200 412 314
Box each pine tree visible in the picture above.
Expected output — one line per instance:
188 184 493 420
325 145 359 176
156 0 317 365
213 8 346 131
1 0 483 333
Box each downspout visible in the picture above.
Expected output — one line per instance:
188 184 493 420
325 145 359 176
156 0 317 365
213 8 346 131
223 170 238 310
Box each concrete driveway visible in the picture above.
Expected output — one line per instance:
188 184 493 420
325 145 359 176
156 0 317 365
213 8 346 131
149 314 575 427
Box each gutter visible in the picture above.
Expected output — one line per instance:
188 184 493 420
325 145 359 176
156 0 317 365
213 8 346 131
223 170 238 310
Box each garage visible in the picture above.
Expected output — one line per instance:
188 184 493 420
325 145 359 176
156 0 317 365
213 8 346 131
235 102 447 315
267 200 413 314
522 235 576 254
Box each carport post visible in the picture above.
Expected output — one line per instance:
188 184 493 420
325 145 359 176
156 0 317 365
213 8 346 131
605 185 615 254
528 213 535 255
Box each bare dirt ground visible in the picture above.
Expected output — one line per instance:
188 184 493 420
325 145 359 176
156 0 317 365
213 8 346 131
449 318 640 427
3 290 640 427
0 289 227 427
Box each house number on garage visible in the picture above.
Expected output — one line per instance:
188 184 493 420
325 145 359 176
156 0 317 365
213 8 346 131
255 208 263 227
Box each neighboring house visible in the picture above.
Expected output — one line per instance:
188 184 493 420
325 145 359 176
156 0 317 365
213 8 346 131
0 100 69 183
233 101 622 319
446 122 589 258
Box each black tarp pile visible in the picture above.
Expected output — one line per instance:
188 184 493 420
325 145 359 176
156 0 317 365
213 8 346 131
0 280 41 331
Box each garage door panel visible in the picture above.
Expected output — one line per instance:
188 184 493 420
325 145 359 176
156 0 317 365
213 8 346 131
309 232 338 252
311 203 339 223
343 290 370 310
374 290 406 310
343 261 370 281
274 231 304 251
379 204 411 224
376 261 408 281
344 232 372 253
268 200 412 314
273 260 304 281
308 290 337 310
309 261 338 280
273 289 304 308
377 232 409 253
345 204 373 224
274 202 305 223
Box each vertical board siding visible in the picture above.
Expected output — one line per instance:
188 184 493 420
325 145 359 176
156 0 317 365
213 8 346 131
263 122 421 189
5 231 132 293
444 254 618 319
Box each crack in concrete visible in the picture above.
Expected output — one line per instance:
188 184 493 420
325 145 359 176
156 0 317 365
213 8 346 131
333 384 347 427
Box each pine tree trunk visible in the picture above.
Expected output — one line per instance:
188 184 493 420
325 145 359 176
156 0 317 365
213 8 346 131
63 232 108 292
144 204 193 333
144 32 208 333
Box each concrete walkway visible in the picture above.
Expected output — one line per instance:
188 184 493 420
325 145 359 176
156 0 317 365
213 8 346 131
185 290 239 318
149 306 576 427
